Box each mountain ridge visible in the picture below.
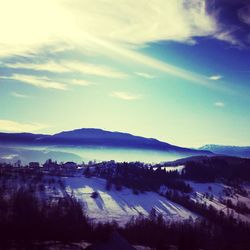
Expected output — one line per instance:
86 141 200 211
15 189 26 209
199 144 250 158
0 128 211 156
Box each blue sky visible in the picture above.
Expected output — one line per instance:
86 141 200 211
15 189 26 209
0 0 249 147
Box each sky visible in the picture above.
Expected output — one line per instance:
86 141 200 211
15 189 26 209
0 0 250 147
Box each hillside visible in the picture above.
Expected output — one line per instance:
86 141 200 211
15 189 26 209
64 176 197 224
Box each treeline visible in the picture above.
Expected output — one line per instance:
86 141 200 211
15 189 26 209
222 199 250 215
122 212 250 250
87 156 250 194
90 162 192 193
0 189 91 242
183 157 250 182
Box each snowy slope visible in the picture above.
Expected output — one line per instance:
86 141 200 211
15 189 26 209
187 181 250 222
188 182 226 210
64 176 197 224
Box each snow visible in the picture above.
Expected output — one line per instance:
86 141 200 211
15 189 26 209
152 165 184 172
187 182 225 196
64 176 197 224
187 182 229 211
63 178 250 224
187 181 250 222
163 165 185 173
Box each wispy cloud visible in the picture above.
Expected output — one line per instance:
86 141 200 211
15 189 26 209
5 61 127 79
1 74 67 90
70 79 92 86
1 154 19 160
214 31 239 46
207 1 250 47
5 61 69 73
2 74 95 91
11 91 30 98
0 119 48 132
238 5 250 26
214 101 225 107
111 91 142 100
135 72 156 79
209 75 223 81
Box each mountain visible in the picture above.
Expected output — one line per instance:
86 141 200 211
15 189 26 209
199 144 250 158
0 128 212 156
0 132 47 144
0 146 82 165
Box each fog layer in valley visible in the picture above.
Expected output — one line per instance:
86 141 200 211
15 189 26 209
0 145 185 165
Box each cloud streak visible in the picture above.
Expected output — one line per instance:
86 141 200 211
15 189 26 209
214 101 225 107
0 119 47 132
209 75 223 81
2 73 95 91
5 61 127 79
111 91 142 100
1 74 67 90
70 79 92 86
11 92 30 98
135 72 156 79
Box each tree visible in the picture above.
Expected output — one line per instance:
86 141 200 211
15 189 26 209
91 191 99 199
105 179 112 191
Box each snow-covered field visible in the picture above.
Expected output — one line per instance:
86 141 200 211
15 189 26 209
64 176 197 224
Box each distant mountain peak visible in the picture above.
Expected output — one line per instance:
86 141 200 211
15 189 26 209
53 128 164 143
199 144 250 158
